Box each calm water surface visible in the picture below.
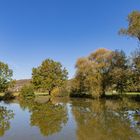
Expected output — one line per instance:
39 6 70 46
0 97 140 140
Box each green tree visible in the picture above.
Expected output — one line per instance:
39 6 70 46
20 85 35 99
132 48 140 75
110 50 129 94
32 59 68 95
71 49 130 98
129 47 140 91
0 61 13 92
119 10 140 92
119 11 140 41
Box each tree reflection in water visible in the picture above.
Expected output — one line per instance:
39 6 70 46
71 99 140 140
0 106 14 136
19 98 68 136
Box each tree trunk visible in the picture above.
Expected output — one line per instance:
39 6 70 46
101 90 106 98
48 90 51 95
101 82 106 98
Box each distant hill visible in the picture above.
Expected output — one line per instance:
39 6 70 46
12 79 31 92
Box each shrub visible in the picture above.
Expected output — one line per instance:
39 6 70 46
51 87 69 97
3 91 15 100
20 85 35 99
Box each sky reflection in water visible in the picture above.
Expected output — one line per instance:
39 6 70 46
0 97 140 140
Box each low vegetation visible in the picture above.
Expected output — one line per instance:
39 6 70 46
19 85 35 99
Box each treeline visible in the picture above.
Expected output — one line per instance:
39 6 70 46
70 10 140 98
0 58 69 99
70 48 140 98
2 48 140 99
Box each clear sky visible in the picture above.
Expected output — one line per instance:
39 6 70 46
0 0 140 80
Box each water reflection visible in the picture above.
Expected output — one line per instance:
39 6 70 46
0 98 140 140
0 106 14 136
71 99 140 140
19 97 68 136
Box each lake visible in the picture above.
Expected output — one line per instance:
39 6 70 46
0 97 140 140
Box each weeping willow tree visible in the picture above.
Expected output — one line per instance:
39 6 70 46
71 49 113 98
70 48 129 98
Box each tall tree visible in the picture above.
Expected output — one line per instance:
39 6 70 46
72 49 130 97
119 11 140 41
130 47 140 91
0 61 13 92
73 48 113 98
88 48 113 97
110 50 129 94
32 59 68 95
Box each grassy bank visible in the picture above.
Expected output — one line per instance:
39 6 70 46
106 92 140 96
1 91 140 101
0 92 49 98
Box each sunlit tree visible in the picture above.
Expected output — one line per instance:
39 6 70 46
72 48 113 98
109 50 129 93
32 59 68 95
119 11 140 41
0 61 13 92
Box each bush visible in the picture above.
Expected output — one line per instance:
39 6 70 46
70 90 92 98
51 87 69 97
20 85 35 99
3 91 15 100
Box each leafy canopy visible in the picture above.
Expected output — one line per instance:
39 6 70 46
71 48 113 98
32 59 68 94
71 48 129 98
0 61 13 92
119 11 140 41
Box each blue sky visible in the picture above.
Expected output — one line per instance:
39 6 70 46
0 0 140 80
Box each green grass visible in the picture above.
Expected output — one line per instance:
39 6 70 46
1 91 140 100
0 93 4 97
0 92 49 98
125 92 140 95
34 92 49 96
106 92 140 96
0 92 19 97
